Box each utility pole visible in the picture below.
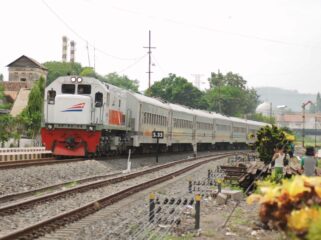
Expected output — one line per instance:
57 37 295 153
218 69 222 114
143 30 156 89
86 41 91 67
302 101 312 147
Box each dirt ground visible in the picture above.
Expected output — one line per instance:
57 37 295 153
170 196 286 240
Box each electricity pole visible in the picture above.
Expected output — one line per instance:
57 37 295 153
143 30 156 89
302 101 312 147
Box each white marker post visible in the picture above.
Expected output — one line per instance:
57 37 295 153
123 149 132 173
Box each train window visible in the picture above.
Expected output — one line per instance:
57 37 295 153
62 84 75 94
78 85 91 94
47 90 56 104
144 113 147 124
95 92 103 107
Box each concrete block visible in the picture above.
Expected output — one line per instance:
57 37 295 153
221 189 243 201
216 193 228 205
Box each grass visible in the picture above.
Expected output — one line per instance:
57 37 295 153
35 188 55 196
64 181 78 188
162 233 194 240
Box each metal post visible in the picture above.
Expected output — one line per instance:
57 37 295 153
195 194 201 229
218 182 222 193
315 116 317 148
156 138 159 163
188 180 192 193
149 193 155 223
302 105 305 147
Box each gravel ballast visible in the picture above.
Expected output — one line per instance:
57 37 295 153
0 152 206 196
0 155 227 237
40 158 229 240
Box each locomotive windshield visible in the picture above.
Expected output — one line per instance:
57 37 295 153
78 85 91 94
62 84 75 94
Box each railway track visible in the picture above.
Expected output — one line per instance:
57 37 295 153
0 158 84 170
0 151 245 240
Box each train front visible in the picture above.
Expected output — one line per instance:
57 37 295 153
41 76 102 157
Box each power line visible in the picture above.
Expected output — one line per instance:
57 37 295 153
42 0 143 61
117 54 148 74
110 4 319 49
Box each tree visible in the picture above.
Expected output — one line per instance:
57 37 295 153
146 73 208 109
18 76 45 139
247 113 276 124
309 103 316 113
0 73 3 82
205 71 259 116
102 73 139 92
80 67 97 78
316 92 321 113
254 125 287 164
0 114 14 147
43 61 82 86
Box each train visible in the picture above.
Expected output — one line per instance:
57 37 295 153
41 76 267 157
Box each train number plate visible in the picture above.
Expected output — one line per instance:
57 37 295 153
152 131 164 139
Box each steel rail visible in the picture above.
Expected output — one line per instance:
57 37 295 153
0 153 239 240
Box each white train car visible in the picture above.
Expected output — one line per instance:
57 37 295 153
193 109 215 149
168 103 195 151
127 92 170 152
230 117 248 147
212 112 232 148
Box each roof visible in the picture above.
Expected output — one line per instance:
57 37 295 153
276 113 321 122
10 88 30 117
7 55 48 70
169 103 194 115
131 92 170 109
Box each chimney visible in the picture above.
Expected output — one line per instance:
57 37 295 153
70 40 76 63
62 36 68 62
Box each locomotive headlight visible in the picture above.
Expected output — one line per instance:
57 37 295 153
88 126 94 131
71 77 76 83
47 124 53 130
77 77 83 83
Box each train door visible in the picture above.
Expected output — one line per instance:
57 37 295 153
46 89 56 122
167 111 173 145
93 91 104 124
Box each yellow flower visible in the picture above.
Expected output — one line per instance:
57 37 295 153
246 194 262 204
315 186 321 198
281 176 311 200
288 208 321 232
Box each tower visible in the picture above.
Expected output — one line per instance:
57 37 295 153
70 40 76 63
62 36 68 62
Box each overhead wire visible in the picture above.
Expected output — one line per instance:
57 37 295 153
110 4 319 49
42 0 143 61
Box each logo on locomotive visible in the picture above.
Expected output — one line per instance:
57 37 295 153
62 102 86 112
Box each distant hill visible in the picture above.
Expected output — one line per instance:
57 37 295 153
255 87 316 112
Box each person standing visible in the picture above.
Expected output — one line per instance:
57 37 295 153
301 146 318 176
272 144 285 180
289 141 295 158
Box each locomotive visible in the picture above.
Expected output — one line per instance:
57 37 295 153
41 76 267 157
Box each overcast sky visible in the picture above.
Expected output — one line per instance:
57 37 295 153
1 0 321 93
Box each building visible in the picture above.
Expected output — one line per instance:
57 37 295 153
0 55 48 116
7 55 47 83
256 102 273 117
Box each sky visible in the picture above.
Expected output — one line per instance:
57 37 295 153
1 0 321 93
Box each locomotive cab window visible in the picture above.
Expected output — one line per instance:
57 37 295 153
78 85 91 94
62 84 75 94
47 90 56 104
95 92 103 107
